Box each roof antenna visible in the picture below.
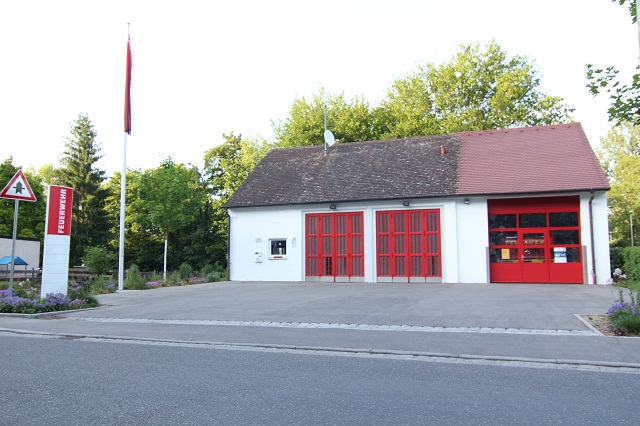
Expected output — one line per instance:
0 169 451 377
323 104 335 156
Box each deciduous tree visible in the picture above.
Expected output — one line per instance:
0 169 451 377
377 41 573 138
586 0 640 125
595 123 640 245
135 158 206 278
203 133 271 263
607 155 640 245
103 169 163 271
595 122 640 179
273 88 377 147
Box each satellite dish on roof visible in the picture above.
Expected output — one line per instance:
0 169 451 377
324 129 335 147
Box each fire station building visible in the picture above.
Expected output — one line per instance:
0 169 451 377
225 123 611 284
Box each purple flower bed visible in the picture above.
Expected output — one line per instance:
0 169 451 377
0 290 92 314
608 301 639 317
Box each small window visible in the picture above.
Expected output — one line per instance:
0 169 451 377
490 248 518 263
550 230 579 245
519 213 547 228
489 214 517 229
549 212 579 227
490 231 517 246
269 239 287 259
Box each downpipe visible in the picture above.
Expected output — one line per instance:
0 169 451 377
589 190 596 284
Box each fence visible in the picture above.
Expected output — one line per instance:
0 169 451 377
0 268 107 283
0 268 41 281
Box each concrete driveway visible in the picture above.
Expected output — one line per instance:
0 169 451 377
74 281 621 331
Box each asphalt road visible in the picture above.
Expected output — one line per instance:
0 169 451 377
2 332 639 426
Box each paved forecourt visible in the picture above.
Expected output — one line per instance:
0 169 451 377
70 281 618 330
2 281 639 368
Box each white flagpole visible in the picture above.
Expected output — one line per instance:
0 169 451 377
118 132 127 292
119 25 131 292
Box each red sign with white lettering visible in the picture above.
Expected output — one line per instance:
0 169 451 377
47 185 73 236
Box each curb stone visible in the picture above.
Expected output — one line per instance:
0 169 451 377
1 327 639 371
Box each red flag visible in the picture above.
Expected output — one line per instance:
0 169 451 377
124 34 132 134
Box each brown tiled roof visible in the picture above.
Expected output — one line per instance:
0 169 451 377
225 123 609 208
456 123 610 196
225 135 460 208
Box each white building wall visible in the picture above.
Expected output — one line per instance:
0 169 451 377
230 198 469 283
0 237 40 269
580 191 611 284
455 198 490 283
228 207 304 281
228 193 610 284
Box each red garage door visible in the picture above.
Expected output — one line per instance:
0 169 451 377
488 197 583 284
376 209 441 282
305 212 364 282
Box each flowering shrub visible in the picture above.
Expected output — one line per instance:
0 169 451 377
607 302 638 317
0 290 96 314
89 279 117 294
607 289 640 335
187 277 207 284
613 268 627 282
68 281 83 292
146 281 161 288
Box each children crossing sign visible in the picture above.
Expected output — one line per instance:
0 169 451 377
0 169 37 202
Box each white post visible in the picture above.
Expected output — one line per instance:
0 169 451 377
163 237 168 280
118 132 127 291
631 211 635 247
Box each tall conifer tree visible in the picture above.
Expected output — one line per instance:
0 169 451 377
58 114 110 266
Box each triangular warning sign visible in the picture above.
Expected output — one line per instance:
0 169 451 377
0 169 37 202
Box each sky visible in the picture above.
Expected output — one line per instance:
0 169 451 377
0 0 637 177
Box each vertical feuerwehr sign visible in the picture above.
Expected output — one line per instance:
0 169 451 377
41 185 74 296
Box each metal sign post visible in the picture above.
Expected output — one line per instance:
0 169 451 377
8 200 19 295
0 169 37 296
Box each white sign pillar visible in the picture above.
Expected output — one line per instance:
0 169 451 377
41 185 74 296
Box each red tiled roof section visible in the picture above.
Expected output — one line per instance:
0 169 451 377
456 123 610 196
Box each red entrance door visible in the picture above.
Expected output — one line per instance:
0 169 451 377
520 229 549 282
376 209 441 281
488 197 583 284
305 212 364 281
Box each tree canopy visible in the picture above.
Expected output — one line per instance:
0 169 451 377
595 122 640 179
607 154 640 245
134 158 207 277
203 133 270 261
586 0 640 125
274 41 573 146
596 123 640 245
272 89 376 147
377 41 573 137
